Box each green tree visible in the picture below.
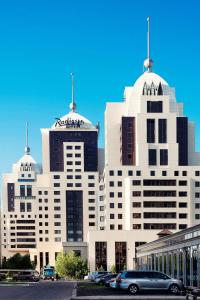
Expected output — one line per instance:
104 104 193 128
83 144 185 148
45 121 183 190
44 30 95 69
55 251 88 279
110 265 116 273
3 253 34 269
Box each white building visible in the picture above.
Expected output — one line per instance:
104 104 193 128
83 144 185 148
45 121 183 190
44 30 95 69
2 20 200 272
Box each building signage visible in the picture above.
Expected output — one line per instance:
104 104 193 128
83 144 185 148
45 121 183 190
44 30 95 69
55 118 84 128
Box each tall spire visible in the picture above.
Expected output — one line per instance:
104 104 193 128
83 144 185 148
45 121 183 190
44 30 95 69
144 17 153 72
69 72 76 112
25 122 30 155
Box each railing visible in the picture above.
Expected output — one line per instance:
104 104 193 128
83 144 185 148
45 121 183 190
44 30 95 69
14 196 36 200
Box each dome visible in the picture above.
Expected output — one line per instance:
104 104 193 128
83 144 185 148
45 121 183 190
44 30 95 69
52 111 96 129
17 154 37 165
133 71 168 94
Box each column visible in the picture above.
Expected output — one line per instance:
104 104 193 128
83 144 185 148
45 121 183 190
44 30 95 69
183 249 187 286
197 245 200 287
162 253 165 273
177 250 180 280
190 247 193 287
171 252 174 278
166 253 169 275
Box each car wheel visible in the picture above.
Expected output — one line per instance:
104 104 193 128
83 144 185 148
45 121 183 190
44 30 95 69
128 284 139 295
169 284 180 295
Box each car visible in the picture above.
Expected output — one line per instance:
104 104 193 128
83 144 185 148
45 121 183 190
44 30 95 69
90 271 111 281
98 274 118 286
116 270 184 295
109 279 117 288
94 274 106 284
13 270 40 282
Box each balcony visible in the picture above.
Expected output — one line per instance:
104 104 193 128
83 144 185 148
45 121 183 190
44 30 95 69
14 196 36 200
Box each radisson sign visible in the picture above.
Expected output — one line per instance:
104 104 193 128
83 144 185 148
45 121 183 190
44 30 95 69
55 118 85 128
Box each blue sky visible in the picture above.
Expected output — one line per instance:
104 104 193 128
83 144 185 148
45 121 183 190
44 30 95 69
0 0 200 173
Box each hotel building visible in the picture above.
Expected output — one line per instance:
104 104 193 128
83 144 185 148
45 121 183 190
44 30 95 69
2 20 200 272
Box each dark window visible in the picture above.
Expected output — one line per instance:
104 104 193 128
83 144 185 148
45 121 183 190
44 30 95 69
176 117 188 166
128 171 133 176
110 192 114 198
147 101 163 113
195 171 200 176
95 242 107 271
159 119 167 143
132 180 141 185
109 170 114 176
195 182 200 187
150 170 155 176
109 181 114 187
118 181 122 187
179 191 187 197
20 203 25 212
160 149 168 165
118 170 122 176
54 175 60 179
27 185 32 197
136 170 141 176
143 190 176 197
110 224 115 230
118 192 122 198
182 171 187 176
144 223 176 230
133 224 141 229
149 149 157 165
132 191 141 197
143 179 176 186
179 202 187 208
162 171 167 176
110 214 114 219
110 203 114 208
147 119 155 143
20 185 25 197
54 183 60 187
144 212 176 219
195 203 200 209
115 242 126 273
143 201 176 208
132 213 141 218
118 203 122 208
174 171 179 176
179 224 187 229
179 181 187 186
179 213 187 218
132 202 141 207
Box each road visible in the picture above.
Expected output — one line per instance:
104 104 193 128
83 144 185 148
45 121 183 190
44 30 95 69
0 281 75 300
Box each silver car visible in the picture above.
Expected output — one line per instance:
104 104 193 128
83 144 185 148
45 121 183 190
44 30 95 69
116 271 184 295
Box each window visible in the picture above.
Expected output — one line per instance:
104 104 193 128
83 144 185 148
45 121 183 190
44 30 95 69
159 119 167 143
54 175 60 179
149 149 157 165
136 170 141 176
110 224 115 230
75 161 81 165
179 224 187 229
132 191 141 197
89 199 95 203
133 224 141 229
67 183 73 187
109 170 114 176
67 161 73 165
179 213 187 218
195 214 200 219
89 207 95 211
147 101 163 113
118 203 122 208
54 222 61 226
89 191 95 195
67 175 73 179
160 149 168 165
54 199 60 203
132 213 141 218
179 180 187 186
179 202 187 208
144 223 176 230
132 202 141 207
195 193 200 198
174 171 179 176
27 185 32 196
44 191 48 195
118 192 122 198
179 191 187 197
118 214 122 219
88 175 94 179
132 180 141 185
54 214 61 218
195 182 200 187
147 119 155 143
66 146 72 149
118 225 123 230
89 214 95 218
109 181 114 187
143 179 176 186
150 170 155 176
195 171 200 176
144 201 176 208
54 207 61 211
75 146 81 150
54 191 60 195
20 185 25 197
128 171 133 176
110 214 114 219
143 190 176 197
54 183 60 187
110 192 114 198
118 170 122 176
162 171 167 176
118 181 122 187
110 203 114 208
182 171 187 176
75 175 82 179
75 153 81 157
27 203 32 212
89 222 95 226
66 153 72 157
20 203 25 212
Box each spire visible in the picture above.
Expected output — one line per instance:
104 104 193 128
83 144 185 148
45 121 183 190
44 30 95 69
69 72 76 112
144 17 153 72
25 122 30 155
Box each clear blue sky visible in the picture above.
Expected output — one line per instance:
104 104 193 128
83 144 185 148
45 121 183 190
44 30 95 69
0 0 200 173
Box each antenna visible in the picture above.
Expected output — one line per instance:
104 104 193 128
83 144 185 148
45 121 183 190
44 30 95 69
25 122 30 155
69 72 76 112
144 16 153 72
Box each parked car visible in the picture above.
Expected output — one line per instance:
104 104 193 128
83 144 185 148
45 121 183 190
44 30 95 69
94 274 106 284
109 279 117 288
98 274 118 286
116 270 184 295
13 270 40 282
90 271 111 281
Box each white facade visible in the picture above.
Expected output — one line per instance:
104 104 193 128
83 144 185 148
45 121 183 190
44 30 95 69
2 43 200 273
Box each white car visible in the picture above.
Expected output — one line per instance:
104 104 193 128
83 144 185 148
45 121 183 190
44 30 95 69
109 279 117 288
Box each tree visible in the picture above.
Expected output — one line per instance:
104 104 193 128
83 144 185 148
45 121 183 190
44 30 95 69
3 253 34 269
55 251 88 279
110 265 116 273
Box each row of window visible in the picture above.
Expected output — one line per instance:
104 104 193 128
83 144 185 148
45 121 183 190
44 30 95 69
149 149 168 166
109 170 200 177
53 174 95 179
132 201 187 208
132 213 187 219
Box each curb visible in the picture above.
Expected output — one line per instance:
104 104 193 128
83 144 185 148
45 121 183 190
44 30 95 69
71 282 77 298
70 297 186 300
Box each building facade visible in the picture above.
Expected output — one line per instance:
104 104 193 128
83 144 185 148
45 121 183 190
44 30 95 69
2 22 200 272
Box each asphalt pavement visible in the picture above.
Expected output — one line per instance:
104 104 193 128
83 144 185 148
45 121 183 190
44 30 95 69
0 280 75 300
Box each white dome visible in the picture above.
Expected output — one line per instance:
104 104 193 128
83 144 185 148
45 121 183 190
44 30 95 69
52 111 95 129
133 71 168 94
17 154 36 165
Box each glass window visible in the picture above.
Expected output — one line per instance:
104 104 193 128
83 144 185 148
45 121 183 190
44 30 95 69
147 119 155 143
20 185 25 197
149 149 157 165
147 101 163 113
159 119 167 143
160 149 168 165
